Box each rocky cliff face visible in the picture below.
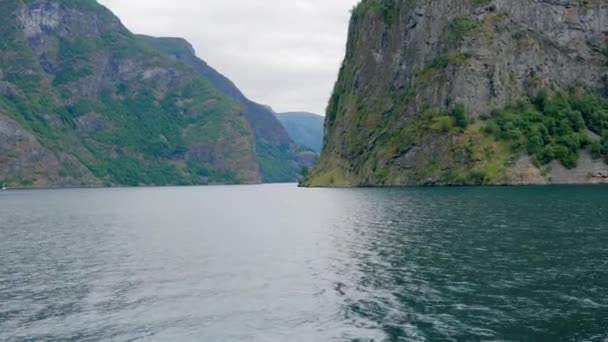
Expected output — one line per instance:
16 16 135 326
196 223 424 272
0 0 301 187
303 0 608 186
0 111 101 187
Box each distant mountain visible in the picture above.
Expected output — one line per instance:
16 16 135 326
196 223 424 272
0 0 303 187
277 112 324 153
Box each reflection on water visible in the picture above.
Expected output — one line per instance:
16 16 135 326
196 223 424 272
0 185 607 341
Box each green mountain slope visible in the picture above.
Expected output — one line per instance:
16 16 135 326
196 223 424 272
303 0 608 187
0 0 300 187
137 36 303 182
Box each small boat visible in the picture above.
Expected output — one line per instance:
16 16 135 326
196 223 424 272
1 184 6 191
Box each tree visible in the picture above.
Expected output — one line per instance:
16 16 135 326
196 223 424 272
450 103 468 128
591 141 603 159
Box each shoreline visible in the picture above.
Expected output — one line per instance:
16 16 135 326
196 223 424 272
0 182 299 192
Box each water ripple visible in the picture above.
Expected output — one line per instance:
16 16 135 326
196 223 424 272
0 185 607 341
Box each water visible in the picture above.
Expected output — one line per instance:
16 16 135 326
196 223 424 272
0 184 607 341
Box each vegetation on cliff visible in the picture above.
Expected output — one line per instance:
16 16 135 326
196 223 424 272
484 88 608 168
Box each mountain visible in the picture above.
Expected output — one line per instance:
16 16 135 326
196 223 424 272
302 0 608 187
138 36 302 182
0 0 300 188
276 112 324 153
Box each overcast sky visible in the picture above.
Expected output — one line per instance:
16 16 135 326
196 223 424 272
97 0 359 115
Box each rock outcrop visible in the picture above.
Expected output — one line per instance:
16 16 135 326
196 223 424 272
303 0 608 186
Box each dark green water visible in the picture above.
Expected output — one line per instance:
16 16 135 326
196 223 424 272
0 185 607 341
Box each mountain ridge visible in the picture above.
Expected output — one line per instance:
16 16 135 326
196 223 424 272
0 0 303 187
137 35 304 182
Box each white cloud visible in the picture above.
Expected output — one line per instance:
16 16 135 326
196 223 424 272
97 0 359 114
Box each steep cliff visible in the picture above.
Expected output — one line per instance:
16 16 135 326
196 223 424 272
303 0 608 186
0 0 300 187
